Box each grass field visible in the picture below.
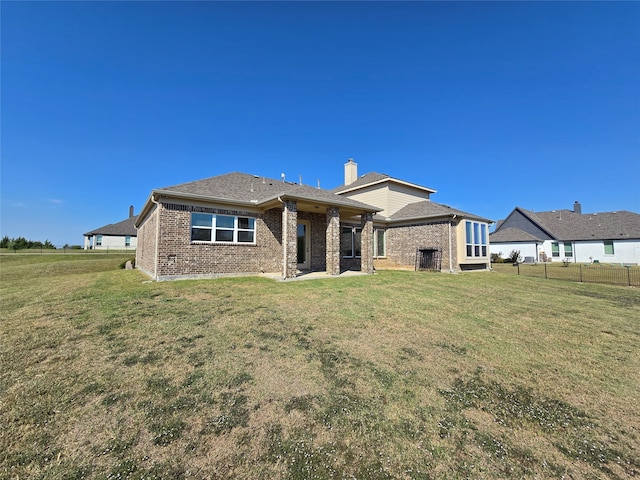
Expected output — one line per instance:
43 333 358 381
1 254 639 479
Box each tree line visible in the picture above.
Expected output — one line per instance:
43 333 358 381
1 236 57 250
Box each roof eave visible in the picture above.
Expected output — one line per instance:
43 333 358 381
336 177 437 195
257 192 381 213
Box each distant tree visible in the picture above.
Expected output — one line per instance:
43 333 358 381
1 236 57 250
507 249 522 264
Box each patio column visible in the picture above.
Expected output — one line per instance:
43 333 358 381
360 212 374 274
325 207 341 276
282 200 298 279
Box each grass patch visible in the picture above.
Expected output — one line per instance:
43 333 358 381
1 255 639 479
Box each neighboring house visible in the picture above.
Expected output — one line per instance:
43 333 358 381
84 206 138 250
135 160 492 281
490 202 640 264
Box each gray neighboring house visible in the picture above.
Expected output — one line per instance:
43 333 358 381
84 206 138 250
135 160 492 281
490 202 640 264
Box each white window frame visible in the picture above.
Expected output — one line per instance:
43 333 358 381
191 213 256 244
96 235 102 246
465 221 487 258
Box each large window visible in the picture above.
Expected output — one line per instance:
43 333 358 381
374 228 386 258
191 213 255 244
465 221 487 257
604 240 614 255
96 235 102 246
551 242 560 257
341 226 362 258
125 236 131 247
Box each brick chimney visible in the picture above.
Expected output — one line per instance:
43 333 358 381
344 158 357 185
573 201 581 214
129 205 134 218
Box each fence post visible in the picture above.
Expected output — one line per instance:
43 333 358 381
580 264 583 283
628 266 631 287
517 263 520 275
544 263 547 279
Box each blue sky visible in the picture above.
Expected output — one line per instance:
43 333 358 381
2 1 639 246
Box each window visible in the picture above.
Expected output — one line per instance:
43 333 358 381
374 228 386 258
341 226 362 258
125 236 131 247
96 235 102 246
564 242 573 257
465 221 487 257
551 242 560 257
191 213 255 244
604 240 614 255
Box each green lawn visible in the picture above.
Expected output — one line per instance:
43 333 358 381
1 255 639 479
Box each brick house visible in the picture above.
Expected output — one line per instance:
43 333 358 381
135 160 492 280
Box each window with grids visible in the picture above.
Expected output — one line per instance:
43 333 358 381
191 213 255 244
465 221 487 257
551 242 560 257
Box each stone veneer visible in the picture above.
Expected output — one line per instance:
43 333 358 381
325 207 341 275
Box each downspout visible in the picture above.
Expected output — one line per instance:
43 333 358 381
151 194 161 280
277 196 286 279
449 215 457 273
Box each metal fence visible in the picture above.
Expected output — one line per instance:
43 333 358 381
1 246 136 254
493 263 639 287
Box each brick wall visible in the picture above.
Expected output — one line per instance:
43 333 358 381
149 202 283 280
378 221 455 272
135 205 159 277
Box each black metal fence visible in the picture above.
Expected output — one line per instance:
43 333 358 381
495 263 639 287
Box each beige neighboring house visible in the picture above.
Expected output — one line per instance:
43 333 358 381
134 160 492 281
84 206 138 250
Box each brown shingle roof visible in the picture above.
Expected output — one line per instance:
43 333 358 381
492 207 640 242
489 227 541 243
332 172 437 194
388 200 492 223
84 216 138 237
154 172 380 212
